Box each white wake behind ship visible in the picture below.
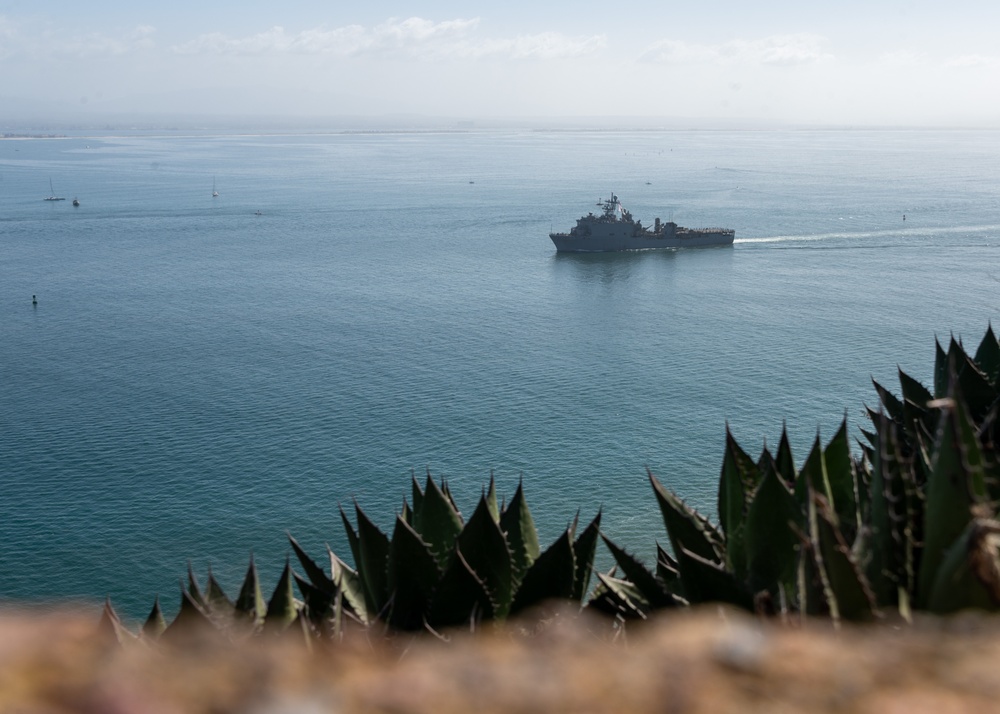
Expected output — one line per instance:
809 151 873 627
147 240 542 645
549 194 734 252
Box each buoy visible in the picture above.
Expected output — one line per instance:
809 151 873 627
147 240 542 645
32 294 37 305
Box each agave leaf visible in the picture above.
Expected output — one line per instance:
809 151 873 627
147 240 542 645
649 471 724 565
873 379 905 424
975 324 1000 385
205 567 235 621
330 549 370 625
718 428 750 577
775 425 796 488
571 511 602 602
386 516 442 629
674 546 753 610
588 572 652 619
142 596 167 640
917 394 989 607
455 495 514 617
354 503 391 612
934 338 949 399
899 368 934 409
499 479 541 587
400 499 412 525
288 534 335 593
956 351 998 423
899 367 936 441
824 417 860 539
601 534 677 609
860 427 878 448
340 505 361 570
411 473 425 516
865 413 910 606
187 562 208 611
264 559 299 631
428 546 495 628
97 599 134 645
234 555 266 625
510 528 577 615
926 518 1000 614
811 492 877 621
163 588 214 641
413 476 464 569
655 543 681 591
796 433 830 508
485 474 499 523
441 479 460 512
744 457 803 597
294 573 335 627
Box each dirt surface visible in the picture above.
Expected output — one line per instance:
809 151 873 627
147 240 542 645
2 605 999 713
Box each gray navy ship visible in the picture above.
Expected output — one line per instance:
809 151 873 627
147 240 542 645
549 194 735 252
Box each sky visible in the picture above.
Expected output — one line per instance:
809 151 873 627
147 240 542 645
1 0 999 127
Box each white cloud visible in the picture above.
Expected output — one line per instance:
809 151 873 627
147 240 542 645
878 50 925 67
944 54 1000 70
0 21 156 59
171 17 604 61
640 34 832 67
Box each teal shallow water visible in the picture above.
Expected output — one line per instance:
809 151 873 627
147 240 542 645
2 129 999 619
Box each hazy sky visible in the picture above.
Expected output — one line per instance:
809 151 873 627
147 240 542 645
2 0 999 125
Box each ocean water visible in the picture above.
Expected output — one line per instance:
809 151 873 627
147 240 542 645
2 128 999 620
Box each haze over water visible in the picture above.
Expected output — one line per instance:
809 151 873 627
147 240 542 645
2 129 999 619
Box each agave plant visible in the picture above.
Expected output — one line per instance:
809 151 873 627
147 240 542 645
599 326 1000 622
110 475 602 643
289 474 602 633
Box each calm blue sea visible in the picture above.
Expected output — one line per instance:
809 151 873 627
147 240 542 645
2 129 999 621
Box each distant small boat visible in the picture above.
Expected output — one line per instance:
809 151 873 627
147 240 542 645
254 210 263 216
72 197 80 207
212 177 219 198
44 179 65 201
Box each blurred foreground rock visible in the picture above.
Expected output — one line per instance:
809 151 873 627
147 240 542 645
2 605 1000 713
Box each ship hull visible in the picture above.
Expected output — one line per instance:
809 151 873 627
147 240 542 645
549 230 734 253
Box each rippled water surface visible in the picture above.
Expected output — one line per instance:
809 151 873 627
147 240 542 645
2 129 999 618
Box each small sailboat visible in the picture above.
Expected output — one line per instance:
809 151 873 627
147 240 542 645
44 179 65 201
212 177 219 197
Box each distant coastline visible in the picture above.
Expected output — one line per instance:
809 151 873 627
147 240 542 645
1 133 66 139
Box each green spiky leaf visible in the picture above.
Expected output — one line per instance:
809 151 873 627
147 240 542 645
142 596 167 640
601 534 677 609
264 560 298 631
288 534 335 593
917 393 989 606
386 516 442 629
412 476 464 569
354 503 391 613
428 546 495 627
234 556 266 625
571 511 601 601
926 518 1000 614
824 417 860 540
775 425 796 488
499 479 541 587
330 549 370 625
456 495 514 617
510 528 577 615
744 457 803 596
974 324 1000 384
811 492 876 621
649 471 724 565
